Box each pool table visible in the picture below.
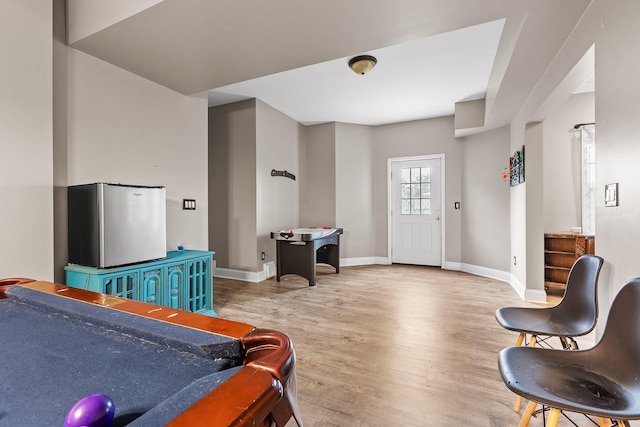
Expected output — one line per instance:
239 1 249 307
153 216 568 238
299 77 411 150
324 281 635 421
0 278 302 427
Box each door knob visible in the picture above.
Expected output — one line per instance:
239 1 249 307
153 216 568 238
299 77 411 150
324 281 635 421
435 216 440 221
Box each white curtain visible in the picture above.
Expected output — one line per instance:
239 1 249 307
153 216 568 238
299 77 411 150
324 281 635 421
581 125 596 235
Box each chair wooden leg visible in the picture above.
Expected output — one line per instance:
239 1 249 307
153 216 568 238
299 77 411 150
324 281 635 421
547 408 561 427
514 395 523 413
596 417 612 427
513 334 537 412
559 336 569 349
616 420 630 427
518 400 537 427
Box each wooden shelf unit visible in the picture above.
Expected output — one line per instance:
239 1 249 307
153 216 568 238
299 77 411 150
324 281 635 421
544 233 595 294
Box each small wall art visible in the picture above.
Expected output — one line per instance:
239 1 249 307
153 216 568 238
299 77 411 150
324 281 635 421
509 145 525 187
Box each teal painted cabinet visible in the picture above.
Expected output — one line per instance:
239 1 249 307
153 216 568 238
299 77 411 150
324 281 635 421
65 250 216 316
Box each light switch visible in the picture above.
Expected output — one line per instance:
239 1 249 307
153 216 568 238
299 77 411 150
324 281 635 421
183 199 196 210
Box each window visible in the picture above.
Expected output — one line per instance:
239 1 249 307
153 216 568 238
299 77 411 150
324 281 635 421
401 167 431 214
581 125 595 234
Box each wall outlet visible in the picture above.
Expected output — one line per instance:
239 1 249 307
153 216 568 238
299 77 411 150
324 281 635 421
261 251 266 260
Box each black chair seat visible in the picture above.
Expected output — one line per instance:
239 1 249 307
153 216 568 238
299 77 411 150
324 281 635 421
495 306 594 337
499 346 640 418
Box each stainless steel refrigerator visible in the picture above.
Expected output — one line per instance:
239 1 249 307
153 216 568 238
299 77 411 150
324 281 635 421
68 183 167 268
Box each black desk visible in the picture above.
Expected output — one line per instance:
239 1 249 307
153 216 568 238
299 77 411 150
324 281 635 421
270 227 343 286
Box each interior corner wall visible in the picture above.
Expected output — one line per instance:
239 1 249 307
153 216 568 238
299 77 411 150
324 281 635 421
373 117 462 265
53 0 69 284
335 123 375 260
509 123 527 293
67 0 163 44
255 100 301 271
0 1 54 281
525 123 545 294
302 123 336 226
65 48 209 269
543 92 595 233
208 100 257 271
460 125 511 272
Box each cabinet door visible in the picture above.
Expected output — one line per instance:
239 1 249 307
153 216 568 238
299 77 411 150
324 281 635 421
165 263 185 310
101 272 138 299
185 257 212 314
140 267 162 306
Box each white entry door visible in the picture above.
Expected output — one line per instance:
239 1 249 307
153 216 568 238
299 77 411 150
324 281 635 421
390 157 442 266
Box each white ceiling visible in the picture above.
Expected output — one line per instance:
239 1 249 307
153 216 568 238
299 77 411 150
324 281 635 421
208 20 505 126
67 0 594 131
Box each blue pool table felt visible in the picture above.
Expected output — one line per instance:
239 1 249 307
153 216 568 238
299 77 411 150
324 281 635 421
0 286 245 426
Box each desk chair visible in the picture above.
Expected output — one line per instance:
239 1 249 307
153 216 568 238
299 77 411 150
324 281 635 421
495 254 604 411
498 278 640 427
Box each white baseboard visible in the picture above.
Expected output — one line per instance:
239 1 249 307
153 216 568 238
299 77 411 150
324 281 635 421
507 273 547 302
460 263 510 283
509 273 526 300
214 267 264 283
340 257 388 267
444 261 462 271
525 288 547 303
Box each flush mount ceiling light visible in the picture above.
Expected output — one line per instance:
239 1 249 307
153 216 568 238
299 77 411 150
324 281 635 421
348 55 377 75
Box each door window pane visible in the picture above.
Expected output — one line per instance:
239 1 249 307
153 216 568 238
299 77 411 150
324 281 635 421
400 167 431 215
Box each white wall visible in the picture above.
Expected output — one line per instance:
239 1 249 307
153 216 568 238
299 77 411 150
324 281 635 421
65 48 209 260
0 1 54 281
543 92 595 233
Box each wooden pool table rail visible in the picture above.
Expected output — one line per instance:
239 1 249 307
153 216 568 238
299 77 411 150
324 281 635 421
0 278 302 427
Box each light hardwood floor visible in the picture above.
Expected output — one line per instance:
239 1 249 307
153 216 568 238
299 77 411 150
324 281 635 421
214 264 597 427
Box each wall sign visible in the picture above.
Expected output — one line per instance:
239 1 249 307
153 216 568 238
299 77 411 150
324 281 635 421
271 169 296 181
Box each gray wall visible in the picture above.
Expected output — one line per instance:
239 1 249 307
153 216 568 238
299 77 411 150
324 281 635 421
543 92 594 233
256 100 302 268
2 1 210 283
0 1 54 281
209 99 302 272
64 48 209 272
593 0 640 332
373 116 463 265
335 123 375 260
208 100 257 271
302 123 336 227
460 125 511 272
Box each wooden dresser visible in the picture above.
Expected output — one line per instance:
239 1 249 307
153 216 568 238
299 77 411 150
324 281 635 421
544 233 595 294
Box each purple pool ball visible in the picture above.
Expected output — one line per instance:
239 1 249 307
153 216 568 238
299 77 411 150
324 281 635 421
64 394 115 427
